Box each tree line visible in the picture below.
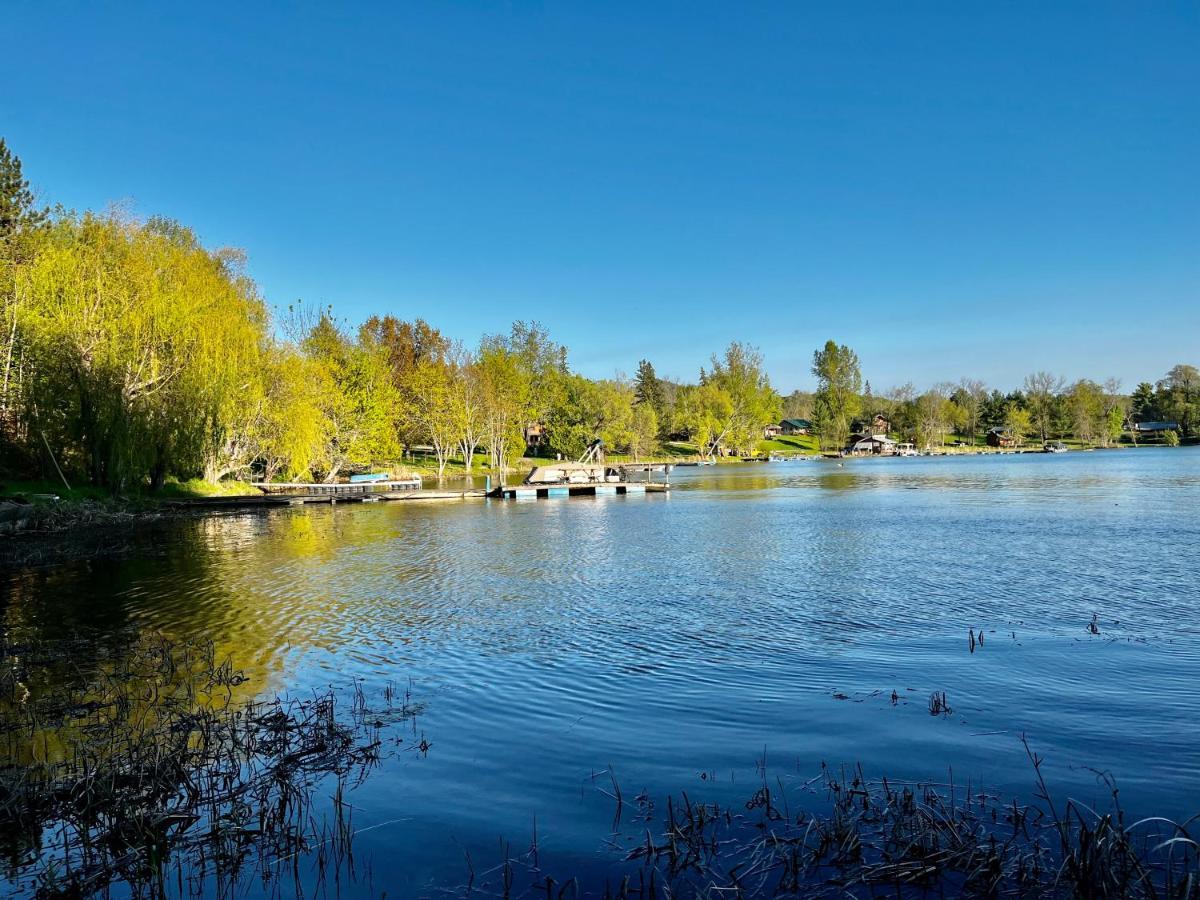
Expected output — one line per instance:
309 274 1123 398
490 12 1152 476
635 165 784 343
793 341 1197 451
1 139 1194 493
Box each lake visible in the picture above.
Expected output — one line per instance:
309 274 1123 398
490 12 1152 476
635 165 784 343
3 447 1198 895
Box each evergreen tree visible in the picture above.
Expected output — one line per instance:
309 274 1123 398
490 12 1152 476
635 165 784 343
634 359 664 413
0 138 47 241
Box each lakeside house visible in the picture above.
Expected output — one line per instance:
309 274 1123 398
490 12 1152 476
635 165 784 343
524 422 548 450
848 435 898 455
850 414 891 437
987 426 1019 448
780 418 812 435
763 423 782 438
1132 421 1180 434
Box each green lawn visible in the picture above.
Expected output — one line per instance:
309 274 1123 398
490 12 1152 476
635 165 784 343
757 434 821 455
0 478 110 503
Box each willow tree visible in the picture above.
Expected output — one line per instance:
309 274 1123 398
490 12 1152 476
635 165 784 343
15 212 266 491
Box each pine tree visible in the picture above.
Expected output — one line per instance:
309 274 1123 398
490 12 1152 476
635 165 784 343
634 359 664 413
0 138 48 241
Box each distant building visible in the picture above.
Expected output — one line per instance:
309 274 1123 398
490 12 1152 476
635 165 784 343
848 435 897 455
1132 421 1179 433
763 423 782 438
851 414 891 437
986 427 1018 448
780 418 812 435
524 422 548 449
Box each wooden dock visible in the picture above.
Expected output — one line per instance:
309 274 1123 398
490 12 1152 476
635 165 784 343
250 479 423 495
166 486 486 509
490 482 669 500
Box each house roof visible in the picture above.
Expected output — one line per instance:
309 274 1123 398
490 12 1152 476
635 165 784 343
852 435 896 447
1133 421 1179 431
781 418 811 428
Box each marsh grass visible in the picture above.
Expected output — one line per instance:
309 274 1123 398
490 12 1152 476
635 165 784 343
471 750 1197 898
0 632 420 898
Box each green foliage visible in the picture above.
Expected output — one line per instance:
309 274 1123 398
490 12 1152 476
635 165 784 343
1005 403 1033 444
4 139 1196 498
304 314 400 481
11 211 266 492
0 138 47 243
545 373 637 461
628 402 659 460
811 340 862 450
634 360 664 416
682 343 779 457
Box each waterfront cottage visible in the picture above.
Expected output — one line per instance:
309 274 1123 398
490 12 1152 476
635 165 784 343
851 414 891 436
848 435 897 455
763 423 782 438
780 418 812 435
987 426 1018 448
1132 421 1180 434
524 422 548 450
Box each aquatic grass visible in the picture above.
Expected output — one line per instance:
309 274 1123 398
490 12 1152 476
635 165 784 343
469 751 1198 898
0 632 420 899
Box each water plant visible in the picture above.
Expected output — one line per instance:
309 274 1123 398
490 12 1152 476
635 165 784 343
0 632 420 898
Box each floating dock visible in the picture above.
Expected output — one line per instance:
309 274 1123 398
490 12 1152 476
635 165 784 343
490 482 669 500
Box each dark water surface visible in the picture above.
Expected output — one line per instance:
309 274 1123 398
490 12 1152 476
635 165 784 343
4 448 1199 893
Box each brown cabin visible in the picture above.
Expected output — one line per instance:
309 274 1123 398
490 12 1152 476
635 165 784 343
986 427 1018 448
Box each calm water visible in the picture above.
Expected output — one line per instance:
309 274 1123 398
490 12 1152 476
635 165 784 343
4 448 1199 893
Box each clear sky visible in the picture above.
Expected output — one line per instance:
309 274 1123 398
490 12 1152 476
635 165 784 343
4 2 1197 392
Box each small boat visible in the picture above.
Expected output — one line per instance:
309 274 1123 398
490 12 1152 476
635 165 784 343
1045 442 1069 454
696 459 716 467
896 443 918 457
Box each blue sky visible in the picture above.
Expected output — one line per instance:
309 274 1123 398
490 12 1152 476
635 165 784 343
4 2 1197 392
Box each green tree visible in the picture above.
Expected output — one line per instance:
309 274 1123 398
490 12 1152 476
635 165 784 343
402 358 462 479
955 378 987 445
634 359 664 416
811 340 862 451
16 212 266 491
476 342 532 480
305 314 400 481
1005 403 1033 445
1157 364 1199 437
674 381 732 458
698 342 780 456
546 375 637 461
1129 382 1158 422
1066 380 1106 446
628 402 659 461
253 349 330 482
0 138 47 243
1022 371 1066 443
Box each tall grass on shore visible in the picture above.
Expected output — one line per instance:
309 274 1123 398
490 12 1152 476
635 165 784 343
0 633 421 898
